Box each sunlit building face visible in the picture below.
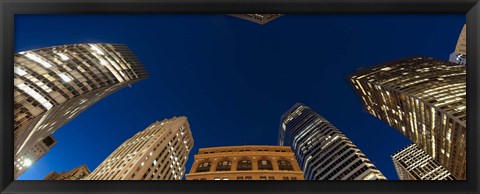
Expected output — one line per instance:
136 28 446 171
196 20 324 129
13 43 148 178
84 117 194 180
392 144 456 180
350 57 466 180
279 103 387 180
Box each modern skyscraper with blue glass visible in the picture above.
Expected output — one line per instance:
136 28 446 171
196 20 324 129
278 103 386 180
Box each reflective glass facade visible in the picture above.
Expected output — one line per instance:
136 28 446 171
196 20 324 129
350 57 466 179
279 103 386 180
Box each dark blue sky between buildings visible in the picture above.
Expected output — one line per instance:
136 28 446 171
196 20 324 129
15 14 465 180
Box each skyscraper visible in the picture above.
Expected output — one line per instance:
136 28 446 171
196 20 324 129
349 56 466 179
449 25 466 65
185 145 304 180
14 43 148 178
392 144 455 180
43 164 91 180
279 103 386 180
228 14 283 25
84 116 194 180
14 135 56 179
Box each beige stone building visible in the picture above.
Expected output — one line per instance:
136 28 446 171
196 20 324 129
229 14 283 25
185 145 304 180
450 25 467 65
44 164 91 180
84 116 194 180
13 43 148 179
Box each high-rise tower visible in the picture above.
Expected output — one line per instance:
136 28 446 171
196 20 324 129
279 103 386 180
14 43 148 178
392 144 456 180
84 116 194 180
349 57 466 179
185 145 304 180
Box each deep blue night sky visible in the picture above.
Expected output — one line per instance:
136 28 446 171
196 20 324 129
15 14 465 180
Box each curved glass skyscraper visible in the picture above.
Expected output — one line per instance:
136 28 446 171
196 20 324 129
279 103 386 180
14 43 148 178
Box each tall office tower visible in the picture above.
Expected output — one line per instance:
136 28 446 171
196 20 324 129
228 14 283 25
84 116 194 180
14 135 56 179
185 145 304 180
392 144 456 180
349 57 466 179
449 25 467 65
279 103 386 180
13 43 148 178
43 164 91 180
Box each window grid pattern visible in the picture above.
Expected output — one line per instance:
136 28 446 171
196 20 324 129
279 103 386 180
350 57 466 180
13 44 149 178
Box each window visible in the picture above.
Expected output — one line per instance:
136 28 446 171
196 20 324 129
278 160 294 171
214 177 221 180
245 176 252 180
260 176 267 180
291 177 297 180
237 177 243 180
237 160 252 171
268 176 275 180
258 160 273 170
283 176 289 180
216 161 232 171
222 177 229 180
196 162 211 173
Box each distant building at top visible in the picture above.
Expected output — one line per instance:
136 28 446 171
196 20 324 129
279 103 386 180
229 14 283 25
449 25 466 65
84 117 194 180
349 57 466 180
44 164 91 180
13 43 149 179
14 135 56 179
392 144 455 180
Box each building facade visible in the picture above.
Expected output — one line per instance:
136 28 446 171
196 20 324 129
449 25 467 65
228 14 283 25
392 144 455 180
185 145 304 180
44 164 91 180
13 43 148 178
14 135 56 179
84 116 194 180
279 103 386 180
349 57 466 179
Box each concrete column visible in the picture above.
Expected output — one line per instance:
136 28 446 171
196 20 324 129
271 157 280 171
251 156 258 170
210 158 219 172
231 157 238 171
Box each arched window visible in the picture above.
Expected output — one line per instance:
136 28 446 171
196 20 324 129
237 160 252 171
216 161 232 171
277 160 293 171
196 162 211 173
258 160 273 170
